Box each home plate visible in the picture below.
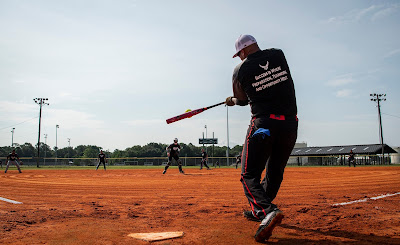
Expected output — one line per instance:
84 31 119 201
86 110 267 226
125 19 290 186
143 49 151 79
128 231 184 242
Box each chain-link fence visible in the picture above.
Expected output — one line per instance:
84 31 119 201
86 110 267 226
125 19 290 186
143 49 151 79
0 154 396 167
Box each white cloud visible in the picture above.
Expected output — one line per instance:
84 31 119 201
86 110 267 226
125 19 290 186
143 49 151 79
335 89 352 98
0 101 36 114
383 48 400 59
372 4 400 21
298 119 378 146
327 4 399 24
327 5 379 23
327 76 356 87
122 119 164 126
44 108 105 130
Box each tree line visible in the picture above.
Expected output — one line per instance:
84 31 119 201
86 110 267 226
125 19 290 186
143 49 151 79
0 142 243 159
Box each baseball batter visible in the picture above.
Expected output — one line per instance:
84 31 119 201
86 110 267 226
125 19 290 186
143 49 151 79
5 150 22 173
226 34 298 242
163 138 184 174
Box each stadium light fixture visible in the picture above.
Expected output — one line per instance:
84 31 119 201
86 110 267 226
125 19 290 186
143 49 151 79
33 98 49 168
44 134 48 165
369 93 386 164
67 138 71 160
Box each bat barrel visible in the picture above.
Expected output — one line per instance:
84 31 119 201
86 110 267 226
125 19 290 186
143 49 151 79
166 101 225 124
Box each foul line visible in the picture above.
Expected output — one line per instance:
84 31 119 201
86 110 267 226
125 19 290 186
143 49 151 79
0 197 23 204
332 192 400 206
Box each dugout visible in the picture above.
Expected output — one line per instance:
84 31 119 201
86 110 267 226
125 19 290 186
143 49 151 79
289 144 397 166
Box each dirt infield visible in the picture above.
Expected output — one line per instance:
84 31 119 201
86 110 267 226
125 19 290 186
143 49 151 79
1 166 399 244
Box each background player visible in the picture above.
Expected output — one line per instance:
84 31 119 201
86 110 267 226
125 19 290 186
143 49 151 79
96 150 107 170
348 150 355 167
163 138 184 174
200 148 210 170
5 149 23 173
235 153 242 169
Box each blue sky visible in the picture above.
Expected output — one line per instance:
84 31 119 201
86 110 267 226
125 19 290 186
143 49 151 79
0 0 399 151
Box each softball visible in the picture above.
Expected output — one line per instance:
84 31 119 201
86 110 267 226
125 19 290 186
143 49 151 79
185 109 192 118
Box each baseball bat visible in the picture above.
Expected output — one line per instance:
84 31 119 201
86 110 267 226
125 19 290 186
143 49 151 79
166 102 225 124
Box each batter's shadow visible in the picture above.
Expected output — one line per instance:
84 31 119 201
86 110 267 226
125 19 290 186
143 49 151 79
266 224 400 244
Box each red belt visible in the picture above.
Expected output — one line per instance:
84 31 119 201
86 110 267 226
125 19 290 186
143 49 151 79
270 114 298 121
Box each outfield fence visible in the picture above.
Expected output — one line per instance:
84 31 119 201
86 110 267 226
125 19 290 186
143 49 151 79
0 154 397 167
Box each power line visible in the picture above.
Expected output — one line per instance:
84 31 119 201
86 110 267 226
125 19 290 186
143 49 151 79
382 113 400 119
0 116 39 131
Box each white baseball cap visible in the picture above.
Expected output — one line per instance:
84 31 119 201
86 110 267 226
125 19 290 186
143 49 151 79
233 34 257 58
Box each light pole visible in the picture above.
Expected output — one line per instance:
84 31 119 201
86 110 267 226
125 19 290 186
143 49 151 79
226 105 230 166
11 128 15 147
44 134 48 165
370 93 386 164
204 125 207 153
34 98 49 168
56 125 59 164
67 138 71 160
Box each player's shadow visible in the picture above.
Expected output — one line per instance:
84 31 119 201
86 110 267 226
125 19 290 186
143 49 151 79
265 224 400 244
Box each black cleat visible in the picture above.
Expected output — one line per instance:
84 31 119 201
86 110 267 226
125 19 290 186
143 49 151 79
254 209 283 242
180 170 185 174
162 170 166 174
243 211 262 222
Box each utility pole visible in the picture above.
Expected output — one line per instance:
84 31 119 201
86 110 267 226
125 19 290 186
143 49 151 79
44 134 48 165
56 125 59 164
34 98 49 168
11 128 15 147
370 93 386 164
67 138 71 160
212 132 215 160
205 125 207 153
202 132 205 157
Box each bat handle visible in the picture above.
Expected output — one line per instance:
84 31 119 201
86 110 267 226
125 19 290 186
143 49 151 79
207 102 225 109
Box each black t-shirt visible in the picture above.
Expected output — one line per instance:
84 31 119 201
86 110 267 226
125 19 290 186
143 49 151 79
99 153 106 161
8 153 18 161
167 143 181 156
233 49 297 117
201 151 207 159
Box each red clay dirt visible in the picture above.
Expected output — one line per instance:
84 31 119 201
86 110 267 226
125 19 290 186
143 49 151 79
0 166 399 244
